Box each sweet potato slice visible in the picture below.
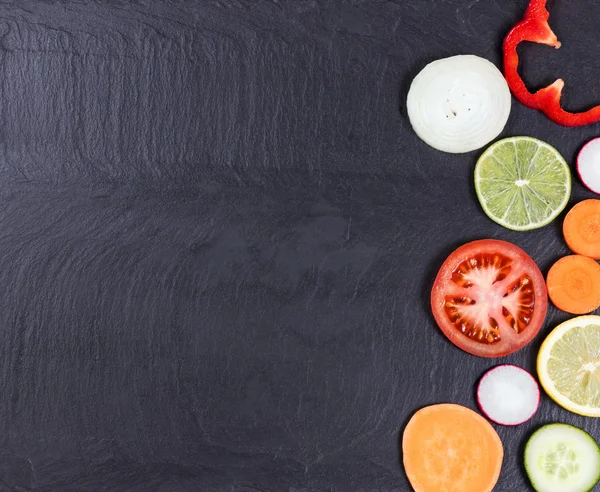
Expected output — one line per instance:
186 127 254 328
402 404 503 492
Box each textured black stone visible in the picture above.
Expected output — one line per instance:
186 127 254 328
0 1 599 490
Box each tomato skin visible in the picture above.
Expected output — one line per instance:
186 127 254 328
431 239 547 358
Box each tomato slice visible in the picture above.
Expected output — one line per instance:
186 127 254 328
431 239 547 358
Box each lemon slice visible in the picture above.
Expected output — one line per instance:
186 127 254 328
538 315 600 417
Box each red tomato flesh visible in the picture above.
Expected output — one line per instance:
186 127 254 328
431 239 547 358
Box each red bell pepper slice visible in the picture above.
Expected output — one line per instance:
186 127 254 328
503 0 600 127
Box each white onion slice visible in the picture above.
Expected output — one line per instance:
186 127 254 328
577 137 600 194
407 55 511 154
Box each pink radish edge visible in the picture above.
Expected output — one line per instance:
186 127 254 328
577 137 600 195
476 364 540 427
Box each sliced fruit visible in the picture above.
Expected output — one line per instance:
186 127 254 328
406 54 511 153
477 364 539 426
524 423 600 492
537 315 600 417
563 199 600 259
431 239 547 358
577 138 600 194
475 136 571 231
402 403 503 492
546 255 600 314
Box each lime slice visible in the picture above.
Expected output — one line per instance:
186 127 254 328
537 315 600 417
475 136 571 231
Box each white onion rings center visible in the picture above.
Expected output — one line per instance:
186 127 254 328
407 55 511 154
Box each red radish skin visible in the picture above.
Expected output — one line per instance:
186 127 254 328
477 364 540 426
578 138 600 195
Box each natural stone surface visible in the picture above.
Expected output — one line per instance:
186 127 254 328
0 1 598 490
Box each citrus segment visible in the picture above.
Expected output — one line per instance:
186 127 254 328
475 137 571 231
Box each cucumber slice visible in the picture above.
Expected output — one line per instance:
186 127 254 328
525 424 600 492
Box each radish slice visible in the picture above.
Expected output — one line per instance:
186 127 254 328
477 364 540 426
577 137 600 194
407 55 511 154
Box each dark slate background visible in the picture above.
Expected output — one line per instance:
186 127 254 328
0 0 598 490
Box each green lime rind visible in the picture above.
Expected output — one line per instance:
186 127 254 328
475 136 571 231
524 423 600 492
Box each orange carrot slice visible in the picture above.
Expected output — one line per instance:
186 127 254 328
402 404 503 492
546 255 600 314
564 199 600 259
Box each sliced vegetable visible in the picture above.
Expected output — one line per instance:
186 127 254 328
431 239 547 358
546 255 600 314
407 54 511 153
477 364 539 426
537 315 600 417
525 423 600 492
474 136 571 231
402 404 503 492
578 138 600 194
563 199 600 259
503 0 600 127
